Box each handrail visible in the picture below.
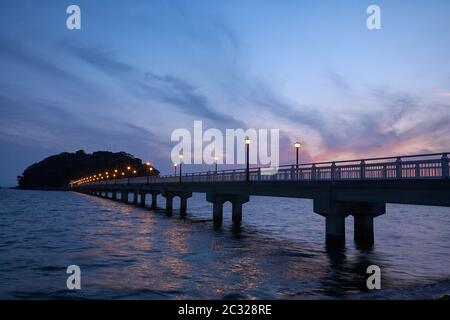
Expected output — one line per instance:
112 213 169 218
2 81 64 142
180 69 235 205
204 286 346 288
75 152 450 186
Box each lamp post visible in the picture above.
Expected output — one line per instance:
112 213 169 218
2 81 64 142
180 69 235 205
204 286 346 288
214 156 219 174
146 162 152 185
114 169 118 185
179 154 183 183
174 163 177 176
127 166 131 185
245 136 251 182
294 141 301 167
294 141 301 180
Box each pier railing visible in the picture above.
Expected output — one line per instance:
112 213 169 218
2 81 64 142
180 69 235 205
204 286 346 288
80 152 449 186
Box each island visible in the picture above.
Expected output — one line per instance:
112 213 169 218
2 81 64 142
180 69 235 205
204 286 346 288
16 150 159 189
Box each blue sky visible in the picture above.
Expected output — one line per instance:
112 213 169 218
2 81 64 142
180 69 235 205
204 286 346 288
1 0 450 185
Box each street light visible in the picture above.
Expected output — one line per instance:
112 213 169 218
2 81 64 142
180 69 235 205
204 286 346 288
174 163 177 176
245 136 251 182
126 166 132 185
179 154 183 183
214 155 219 174
145 162 153 184
294 141 301 168
113 170 118 184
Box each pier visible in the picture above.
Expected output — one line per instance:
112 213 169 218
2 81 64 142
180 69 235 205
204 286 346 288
72 152 450 247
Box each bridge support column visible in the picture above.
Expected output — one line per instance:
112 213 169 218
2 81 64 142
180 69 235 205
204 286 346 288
162 191 192 214
353 214 374 247
165 195 173 212
314 198 385 248
207 193 249 226
325 215 346 247
350 203 385 247
112 191 117 200
140 192 146 207
180 197 188 216
179 193 192 216
212 202 224 226
133 192 138 204
231 201 245 224
122 191 128 203
151 192 159 210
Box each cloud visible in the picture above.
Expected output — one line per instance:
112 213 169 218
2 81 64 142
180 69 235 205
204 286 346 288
326 70 351 91
70 45 246 129
0 89 169 162
0 36 89 92
436 91 450 97
237 78 450 159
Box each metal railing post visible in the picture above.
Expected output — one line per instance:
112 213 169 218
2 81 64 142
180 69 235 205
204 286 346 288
442 153 449 178
396 157 402 179
331 162 336 181
360 160 366 180
415 162 420 178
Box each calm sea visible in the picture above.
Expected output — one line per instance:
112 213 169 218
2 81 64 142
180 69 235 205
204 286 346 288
0 188 449 299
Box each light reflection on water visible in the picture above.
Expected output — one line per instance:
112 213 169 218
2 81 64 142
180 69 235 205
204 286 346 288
0 189 449 299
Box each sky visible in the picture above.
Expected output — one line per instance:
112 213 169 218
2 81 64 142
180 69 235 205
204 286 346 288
0 0 450 185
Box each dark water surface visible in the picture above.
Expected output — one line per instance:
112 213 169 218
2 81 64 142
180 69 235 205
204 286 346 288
0 189 449 299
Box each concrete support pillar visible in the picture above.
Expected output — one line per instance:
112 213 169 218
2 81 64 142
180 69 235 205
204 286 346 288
213 202 224 226
112 191 117 200
133 192 138 204
207 193 249 226
325 215 346 247
314 197 385 248
353 214 375 247
180 197 188 216
122 192 128 203
166 196 173 212
140 193 146 207
151 193 158 210
231 201 243 224
162 191 191 214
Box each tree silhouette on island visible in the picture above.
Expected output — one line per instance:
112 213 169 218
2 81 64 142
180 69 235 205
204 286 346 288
17 150 159 189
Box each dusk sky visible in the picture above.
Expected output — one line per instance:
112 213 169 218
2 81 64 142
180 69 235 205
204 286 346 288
1 0 450 185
